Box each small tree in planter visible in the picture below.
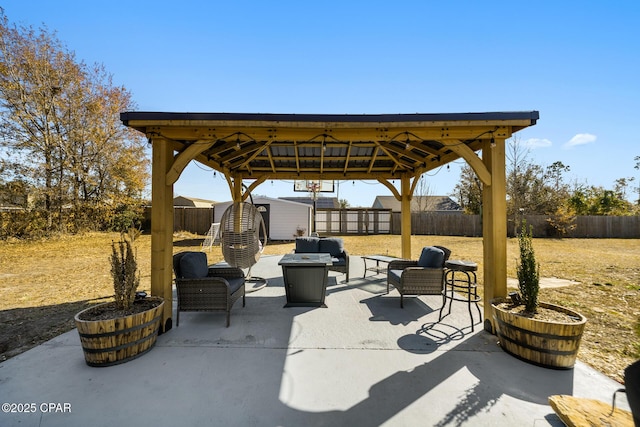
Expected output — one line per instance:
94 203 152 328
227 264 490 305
516 220 539 313
75 228 164 366
110 228 141 311
491 219 587 369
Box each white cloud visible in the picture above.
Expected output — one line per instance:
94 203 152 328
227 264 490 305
564 133 597 148
523 138 552 149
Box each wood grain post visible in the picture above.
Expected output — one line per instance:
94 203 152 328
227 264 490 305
151 137 174 333
482 137 507 332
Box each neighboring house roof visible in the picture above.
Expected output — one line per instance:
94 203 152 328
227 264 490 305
173 196 216 207
279 196 340 209
372 195 461 212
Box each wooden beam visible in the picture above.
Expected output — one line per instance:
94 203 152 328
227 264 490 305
231 175 243 202
376 178 401 200
218 144 262 165
145 123 526 144
243 175 268 198
224 174 234 197
266 145 276 173
375 141 412 171
440 139 491 185
409 174 421 197
238 141 273 170
343 141 352 174
166 140 214 185
378 141 431 164
367 147 380 174
320 138 325 174
400 174 412 259
151 137 174 332
482 137 507 333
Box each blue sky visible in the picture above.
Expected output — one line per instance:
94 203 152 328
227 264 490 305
4 1 639 206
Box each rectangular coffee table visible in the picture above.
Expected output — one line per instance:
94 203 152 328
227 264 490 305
361 254 399 278
278 253 332 307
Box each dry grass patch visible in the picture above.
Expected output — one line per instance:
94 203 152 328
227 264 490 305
1 233 638 383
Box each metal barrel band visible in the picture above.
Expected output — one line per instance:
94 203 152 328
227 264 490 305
495 316 583 341
80 324 161 354
78 315 161 339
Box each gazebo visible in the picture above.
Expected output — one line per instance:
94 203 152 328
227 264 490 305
120 111 539 333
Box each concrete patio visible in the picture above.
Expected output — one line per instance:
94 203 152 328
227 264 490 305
0 254 631 427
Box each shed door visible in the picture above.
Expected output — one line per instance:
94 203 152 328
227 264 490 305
255 204 270 240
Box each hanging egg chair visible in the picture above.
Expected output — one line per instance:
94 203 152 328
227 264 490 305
219 201 267 290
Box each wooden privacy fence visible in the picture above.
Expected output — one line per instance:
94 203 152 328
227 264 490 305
400 212 482 237
143 207 213 235
316 208 392 235
144 206 640 238
391 212 640 238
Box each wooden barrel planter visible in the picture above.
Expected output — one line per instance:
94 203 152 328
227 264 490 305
74 297 164 367
491 298 587 369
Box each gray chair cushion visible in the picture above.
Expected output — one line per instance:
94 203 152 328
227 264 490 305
319 238 344 257
226 277 245 294
417 246 445 268
389 269 403 282
179 252 209 278
295 237 320 252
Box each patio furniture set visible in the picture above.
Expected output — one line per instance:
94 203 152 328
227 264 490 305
172 237 481 328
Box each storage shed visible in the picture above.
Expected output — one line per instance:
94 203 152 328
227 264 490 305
213 196 313 241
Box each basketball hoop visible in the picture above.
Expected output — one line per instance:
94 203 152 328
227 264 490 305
307 182 321 199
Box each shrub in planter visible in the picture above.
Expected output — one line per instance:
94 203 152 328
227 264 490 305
74 228 163 366
517 221 540 314
491 220 587 369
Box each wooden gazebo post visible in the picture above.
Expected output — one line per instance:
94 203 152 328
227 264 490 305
150 136 175 333
481 137 508 332
400 174 412 259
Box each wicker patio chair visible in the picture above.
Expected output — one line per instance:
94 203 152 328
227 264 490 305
172 251 246 327
386 246 451 308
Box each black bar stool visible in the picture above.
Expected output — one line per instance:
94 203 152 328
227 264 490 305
439 260 482 331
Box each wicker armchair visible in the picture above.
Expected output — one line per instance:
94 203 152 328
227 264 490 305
172 252 246 327
387 246 451 308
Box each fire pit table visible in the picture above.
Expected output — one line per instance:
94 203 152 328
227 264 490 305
278 253 332 307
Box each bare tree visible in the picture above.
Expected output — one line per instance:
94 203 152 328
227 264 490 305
0 10 147 234
413 174 435 212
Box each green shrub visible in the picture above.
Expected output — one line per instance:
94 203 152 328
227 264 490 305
517 219 540 313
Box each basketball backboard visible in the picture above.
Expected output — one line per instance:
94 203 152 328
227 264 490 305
293 180 335 193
